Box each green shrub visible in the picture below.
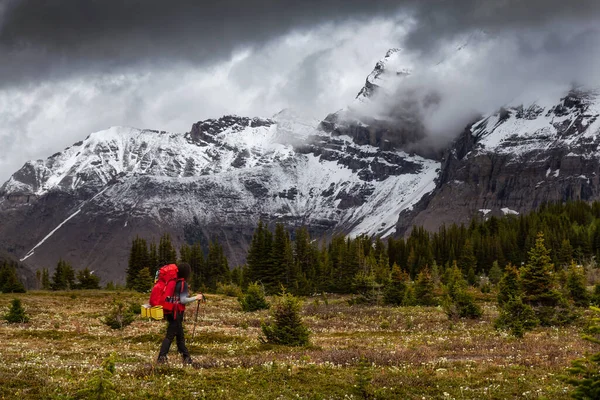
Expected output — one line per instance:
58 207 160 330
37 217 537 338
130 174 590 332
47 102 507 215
128 302 141 315
442 262 482 319
566 262 590 308
592 284 600 306
414 268 437 306
564 306 600 399
239 282 270 312
488 261 503 285
383 265 408 306
497 264 521 306
261 292 310 346
133 268 153 293
104 300 135 329
3 298 29 323
76 353 117 399
0 264 26 293
355 356 373 399
494 296 539 338
216 282 243 297
351 271 380 305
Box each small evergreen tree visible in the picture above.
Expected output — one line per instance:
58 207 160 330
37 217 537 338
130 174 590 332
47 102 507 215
4 298 29 323
51 259 75 290
564 306 600 399
442 262 482 319
0 263 26 293
104 300 135 329
521 233 562 307
592 284 600 306
239 282 270 312
383 264 409 306
351 271 380 305
76 268 101 290
497 264 521 306
133 268 153 293
488 261 503 285
76 353 117 400
402 283 417 306
414 268 437 306
261 291 310 346
566 262 590 308
41 268 50 290
467 266 478 287
494 296 539 338
521 233 572 326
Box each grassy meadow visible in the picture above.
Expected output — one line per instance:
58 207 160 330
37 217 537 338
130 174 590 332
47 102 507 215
0 290 594 399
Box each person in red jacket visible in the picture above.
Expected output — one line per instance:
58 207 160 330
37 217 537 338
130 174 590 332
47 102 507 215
157 263 203 364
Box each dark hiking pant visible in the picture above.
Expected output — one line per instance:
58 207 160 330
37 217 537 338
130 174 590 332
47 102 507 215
158 311 190 360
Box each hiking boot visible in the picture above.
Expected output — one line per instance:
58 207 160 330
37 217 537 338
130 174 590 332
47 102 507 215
157 356 168 364
182 356 193 365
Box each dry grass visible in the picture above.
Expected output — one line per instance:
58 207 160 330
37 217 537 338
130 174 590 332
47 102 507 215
0 290 594 399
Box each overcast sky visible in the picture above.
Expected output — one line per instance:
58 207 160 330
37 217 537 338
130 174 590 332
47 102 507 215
1 0 600 182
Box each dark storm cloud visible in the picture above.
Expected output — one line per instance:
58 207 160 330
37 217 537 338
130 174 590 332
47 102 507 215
2 0 599 87
0 0 406 86
403 0 600 52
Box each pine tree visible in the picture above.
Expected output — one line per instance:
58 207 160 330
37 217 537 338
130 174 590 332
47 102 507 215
3 298 29 323
267 223 291 293
293 226 316 295
443 261 482 319
565 306 600 399
521 233 561 305
76 268 101 290
459 239 477 275
239 282 270 312
261 292 310 346
51 259 75 290
383 264 409 306
158 233 177 267
189 242 205 291
126 237 148 289
414 268 437 306
374 251 391 285
566 261 590 308
148 242 159 277
41 268 50 290
521 233 572 326
494 296 539 338
205 241 230 291
557 239 574 268
402 283 417 306
497 264 521 306
0 263 26 293
133 268 153 293
488 260 503 285
246 220 267 285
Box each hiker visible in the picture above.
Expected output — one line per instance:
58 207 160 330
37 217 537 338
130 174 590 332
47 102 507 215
157 262 204 364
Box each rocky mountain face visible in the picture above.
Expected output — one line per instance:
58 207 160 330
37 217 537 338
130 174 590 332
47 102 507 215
1 46 599 285
399 89 600 233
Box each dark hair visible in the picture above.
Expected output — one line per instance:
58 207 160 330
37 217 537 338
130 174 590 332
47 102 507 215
177 263 191 280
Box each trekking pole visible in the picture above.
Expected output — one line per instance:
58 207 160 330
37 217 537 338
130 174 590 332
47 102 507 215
191 295 203 340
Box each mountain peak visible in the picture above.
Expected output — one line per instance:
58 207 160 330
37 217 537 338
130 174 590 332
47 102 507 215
356 47 412 101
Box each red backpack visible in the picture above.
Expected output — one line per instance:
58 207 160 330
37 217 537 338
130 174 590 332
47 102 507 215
149 264 185 315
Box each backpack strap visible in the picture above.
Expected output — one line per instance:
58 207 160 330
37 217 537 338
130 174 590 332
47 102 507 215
172 278 186 318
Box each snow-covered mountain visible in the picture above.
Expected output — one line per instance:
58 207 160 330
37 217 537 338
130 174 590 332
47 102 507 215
0 55 440 282
402 88 600 232
2 45 600 284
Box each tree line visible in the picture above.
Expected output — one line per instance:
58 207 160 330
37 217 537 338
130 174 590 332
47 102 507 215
27 199 600 295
